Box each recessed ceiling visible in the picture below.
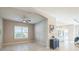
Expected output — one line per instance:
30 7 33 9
34 7 79 25
1 7 79 25
0 7 46 24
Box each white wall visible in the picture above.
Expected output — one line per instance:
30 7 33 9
35 20 48 47
0 18 3 48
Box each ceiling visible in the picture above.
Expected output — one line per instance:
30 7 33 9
34 7 79 25
0 7 46 24
1 7 79 25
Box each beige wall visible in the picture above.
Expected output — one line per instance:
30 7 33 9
3 20 34 44
0 18 3 48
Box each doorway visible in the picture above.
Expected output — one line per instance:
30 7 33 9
56 28 69 47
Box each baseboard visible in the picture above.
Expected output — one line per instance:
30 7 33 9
3 40 33 46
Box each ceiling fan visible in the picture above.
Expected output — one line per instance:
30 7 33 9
21 16 31 23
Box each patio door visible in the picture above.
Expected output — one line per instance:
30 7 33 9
57 29 69 42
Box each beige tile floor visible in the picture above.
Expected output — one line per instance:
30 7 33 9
54 41 79 51
0 41 79 51
0 42 49 51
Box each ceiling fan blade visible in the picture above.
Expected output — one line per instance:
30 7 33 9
21 15 31 23
22 19 31 23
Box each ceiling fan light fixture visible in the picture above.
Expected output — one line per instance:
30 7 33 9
22 19 31 23
22 20 26 23
21 16 31 23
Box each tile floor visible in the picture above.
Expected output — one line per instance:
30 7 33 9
55 41 79 51
0 41 79 51
0 42 49 51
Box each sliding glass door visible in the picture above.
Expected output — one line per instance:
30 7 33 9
56 28 69 42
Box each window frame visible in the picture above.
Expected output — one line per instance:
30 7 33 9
14 26 28 40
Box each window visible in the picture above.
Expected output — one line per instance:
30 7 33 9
14 26 28 39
